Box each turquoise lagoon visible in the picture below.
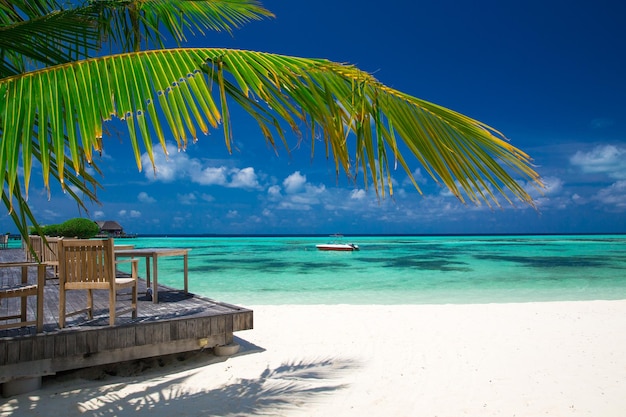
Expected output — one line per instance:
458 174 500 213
114 234 626 305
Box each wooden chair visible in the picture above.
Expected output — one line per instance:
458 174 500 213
41 237 61 278
23 235 60 279
0 262 46 332
24 235 44 263
58 238 139 328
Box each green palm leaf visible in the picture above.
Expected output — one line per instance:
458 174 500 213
0 1 543 242
0 1 99 76
1 134 102 239
91 0 273 51
0 0 272 76
0 48 542 214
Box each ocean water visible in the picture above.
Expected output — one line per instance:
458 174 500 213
113 234 626 305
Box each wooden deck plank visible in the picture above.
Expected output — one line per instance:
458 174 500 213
0 247 253 386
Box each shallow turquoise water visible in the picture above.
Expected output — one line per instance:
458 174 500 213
116 235 626 305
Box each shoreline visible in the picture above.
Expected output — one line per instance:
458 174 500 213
2 300 625 416
93 232 626 238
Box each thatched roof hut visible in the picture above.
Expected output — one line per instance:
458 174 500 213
95 220 124 236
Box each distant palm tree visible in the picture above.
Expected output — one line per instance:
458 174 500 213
0 0 542 238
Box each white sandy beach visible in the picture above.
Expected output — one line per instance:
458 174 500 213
2 300 626 416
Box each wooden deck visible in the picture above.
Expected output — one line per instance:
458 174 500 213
0 248 253 387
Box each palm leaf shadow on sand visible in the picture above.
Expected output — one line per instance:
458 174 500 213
11 338 359 416
89 359 356 416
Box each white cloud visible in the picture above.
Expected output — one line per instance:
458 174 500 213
228 167 260 189
437 181 496 209
194 166 228 186
571 193 586 205
291 194 318 205
200 193 215 202
267 185 282 200
276 183 326 211
141 143 261 189
402 168 429 186
435 175 564 211
137 192 156 203
278 200 312 211
304 183 326 195
570 145 626 179
570 145 626 212
350 189 367 200
94 210 105 219
283 171 307 194
594 180 626 210
248 215 262 224
141 144 181 182
43 209 63 218
269 171 330 211
177 193 197 205
226 210 239 218
493 176 565 210
539 176 563 196
117 209 141 218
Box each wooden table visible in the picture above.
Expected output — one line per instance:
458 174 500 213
114 248 190 303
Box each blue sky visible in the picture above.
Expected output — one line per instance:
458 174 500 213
4 0 626 235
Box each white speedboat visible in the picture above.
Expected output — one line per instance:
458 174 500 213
315 242 360 251
315 235 360 251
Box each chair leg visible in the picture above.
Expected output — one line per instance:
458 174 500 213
132 284 138 319
59 286 66 328
20 295 28 323
20 265 27 322
131 260 138 319
87 289 93 320
36 264 45 332
109 289 116 326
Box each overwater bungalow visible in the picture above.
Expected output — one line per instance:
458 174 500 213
95 220 137 238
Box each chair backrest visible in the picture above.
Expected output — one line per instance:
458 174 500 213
24 235 44 262
42 237 61 263
58 239 116 289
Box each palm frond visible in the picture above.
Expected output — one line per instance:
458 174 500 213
0 0 272 77
0 110 103 216
2 149 101 243
92 0 274 51
2 177 39 242
142 0 274 38
0 2 100 76
0 0 62 24
0 48 542 211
